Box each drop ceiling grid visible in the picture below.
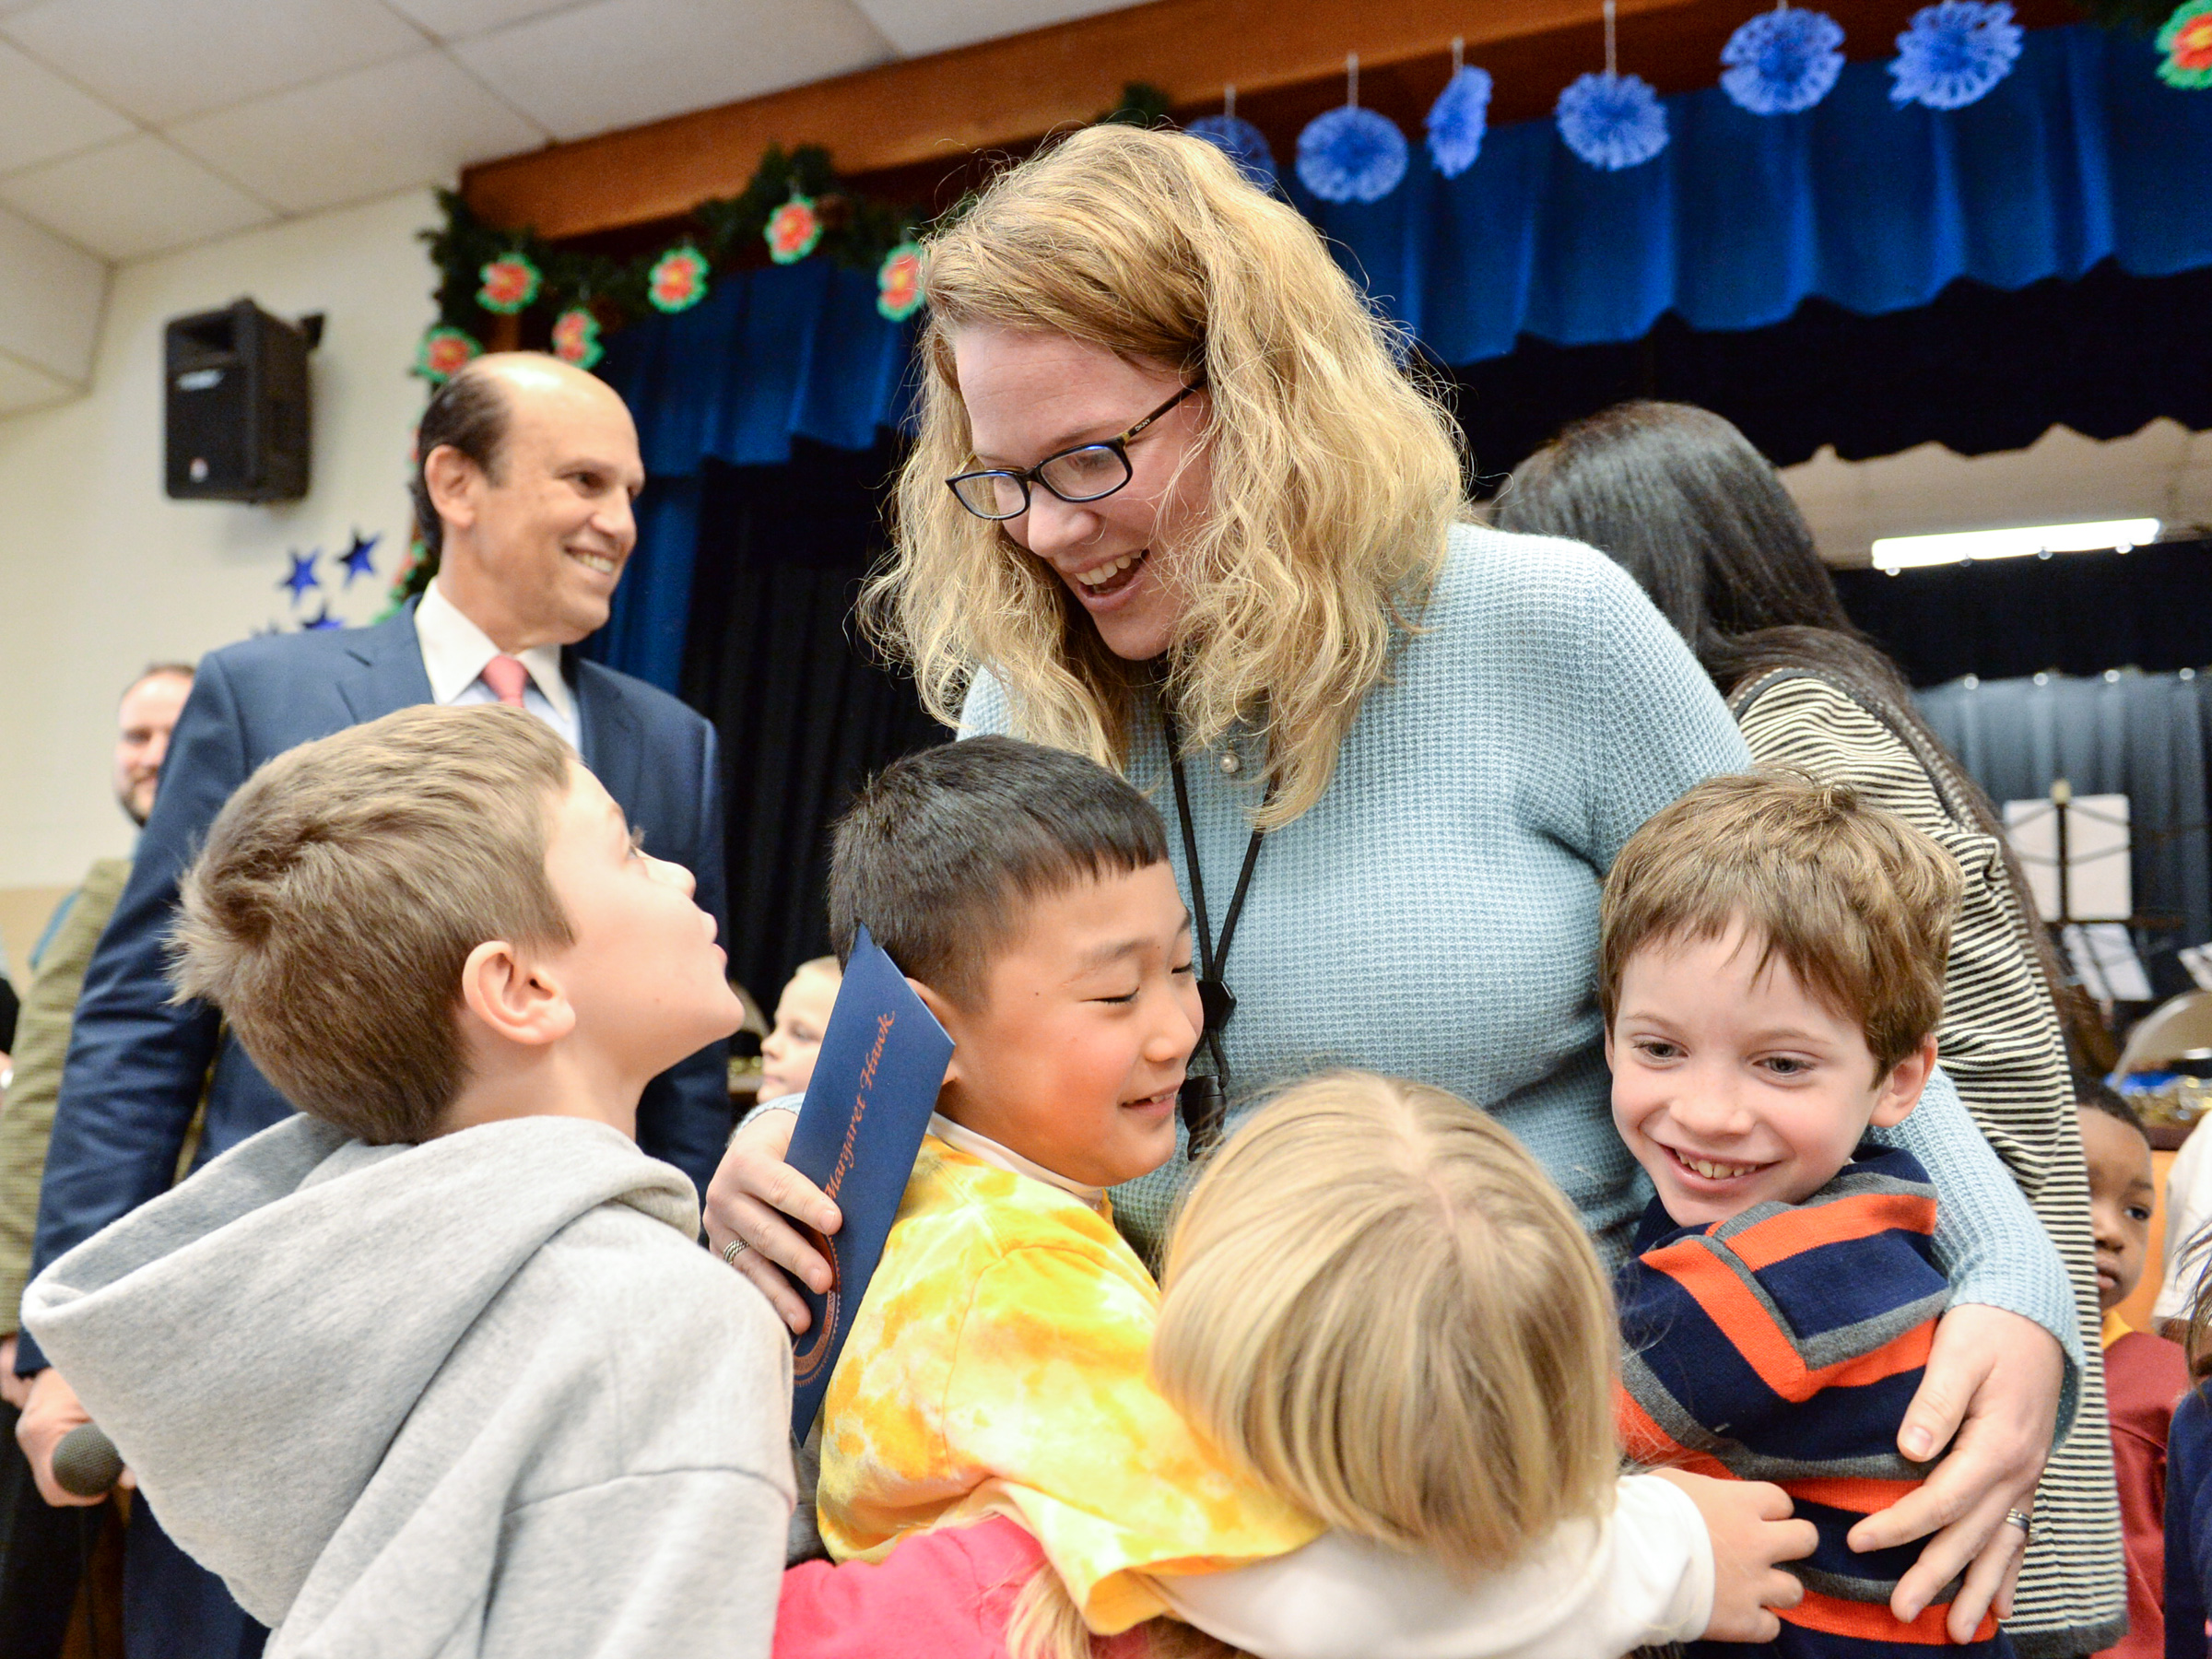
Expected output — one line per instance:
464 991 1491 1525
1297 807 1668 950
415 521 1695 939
0 0 1125 265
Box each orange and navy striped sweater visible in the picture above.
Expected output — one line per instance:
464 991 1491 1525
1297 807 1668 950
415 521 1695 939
1615 1144 2013 1659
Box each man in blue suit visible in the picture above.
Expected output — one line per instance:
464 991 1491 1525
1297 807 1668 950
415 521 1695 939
13 354 733 1659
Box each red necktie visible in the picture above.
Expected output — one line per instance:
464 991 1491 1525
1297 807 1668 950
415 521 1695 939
481 654 530 710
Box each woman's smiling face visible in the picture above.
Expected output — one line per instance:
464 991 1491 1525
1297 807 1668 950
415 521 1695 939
951 325 1213 664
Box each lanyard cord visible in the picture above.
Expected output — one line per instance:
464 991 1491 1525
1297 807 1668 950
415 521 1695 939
1163 708 1266 1154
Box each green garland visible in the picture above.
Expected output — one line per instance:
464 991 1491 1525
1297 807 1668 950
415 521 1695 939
419 144 923 376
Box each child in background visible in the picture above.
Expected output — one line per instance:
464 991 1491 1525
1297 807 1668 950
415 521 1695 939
1600 771 2013 1659
759 956 841 1102
2075 1079 2187 1659
775 736 1812 1659
20 706 793 1658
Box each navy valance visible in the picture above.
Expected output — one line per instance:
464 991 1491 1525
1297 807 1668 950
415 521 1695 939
587 22 2212 690
1303 24 2212 364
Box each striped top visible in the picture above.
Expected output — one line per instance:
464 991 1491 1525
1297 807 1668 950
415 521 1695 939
1732 669 2123 1655
1617 1146 2006 1653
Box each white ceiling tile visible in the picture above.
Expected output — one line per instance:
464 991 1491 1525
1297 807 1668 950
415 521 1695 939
452 0 892 142
0 0 428 125
0 199 104 383
0 134 275 260
0 345 78 415
168 51 545 215
852 0 1143 57
0 39 134 174
378 0 585 42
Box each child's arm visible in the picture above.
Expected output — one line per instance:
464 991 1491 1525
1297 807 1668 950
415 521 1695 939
1149 1470 1814 1659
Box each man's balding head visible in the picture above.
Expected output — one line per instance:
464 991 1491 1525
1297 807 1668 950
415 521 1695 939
414 352 644 653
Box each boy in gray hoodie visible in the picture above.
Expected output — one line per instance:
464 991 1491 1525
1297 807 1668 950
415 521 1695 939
19 703 794 1659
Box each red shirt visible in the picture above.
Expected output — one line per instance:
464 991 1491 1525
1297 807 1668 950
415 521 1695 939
2098 1325 2191 1659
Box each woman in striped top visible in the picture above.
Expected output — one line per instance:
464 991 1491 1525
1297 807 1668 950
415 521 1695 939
1495 400 2124 1657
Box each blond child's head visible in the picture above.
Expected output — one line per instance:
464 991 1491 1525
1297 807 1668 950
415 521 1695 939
171 703 739 1144
1599 771 1960 1227
1151 1071 1619 1580
759 955 841 1101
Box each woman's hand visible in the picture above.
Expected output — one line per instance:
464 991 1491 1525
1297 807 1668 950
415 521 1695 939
1649 1468 1817 1641
703 1110 841 1334
1847 1302 2061 1639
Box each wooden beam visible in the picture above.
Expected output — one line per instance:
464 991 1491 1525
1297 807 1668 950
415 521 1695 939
462 0 1703 241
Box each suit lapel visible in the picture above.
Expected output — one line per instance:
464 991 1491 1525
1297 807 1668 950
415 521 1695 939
571 653 646 809
333 605 434 724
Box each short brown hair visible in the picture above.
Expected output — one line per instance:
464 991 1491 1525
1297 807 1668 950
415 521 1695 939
1599 771 1961 1073
171 704 576 1143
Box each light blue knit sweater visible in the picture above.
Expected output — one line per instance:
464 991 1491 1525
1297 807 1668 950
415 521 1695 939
964 524 2079 1379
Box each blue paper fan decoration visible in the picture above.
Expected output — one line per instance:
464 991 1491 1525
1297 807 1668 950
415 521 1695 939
1188 113 1277 188
1722 6 1847 114
1557 72 1669 170
1189 87 1277 191
1297 54 1409 203
1426 45 1493 178
1889 0 2022 109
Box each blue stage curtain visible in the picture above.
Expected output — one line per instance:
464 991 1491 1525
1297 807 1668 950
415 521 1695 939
581 260 917 688
1299 25 2212 363
1916 670 2212 989
586 23 2212 689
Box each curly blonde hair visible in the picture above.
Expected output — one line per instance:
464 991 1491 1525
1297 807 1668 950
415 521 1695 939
864 124 1465 827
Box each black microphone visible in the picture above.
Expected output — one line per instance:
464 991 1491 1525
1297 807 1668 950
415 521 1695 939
53 1422 124 1499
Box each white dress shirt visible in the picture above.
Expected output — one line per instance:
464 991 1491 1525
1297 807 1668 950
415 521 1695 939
413 579 579 747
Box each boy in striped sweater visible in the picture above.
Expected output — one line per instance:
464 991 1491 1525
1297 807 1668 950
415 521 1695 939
1600 771 2014 1659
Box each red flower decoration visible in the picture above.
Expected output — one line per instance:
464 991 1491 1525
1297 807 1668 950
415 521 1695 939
416 326 481 383
648 247 710 313
877 241 924 322
550 306 604 371
765 195 823 265
476 253 541 314
2159 0 2212 86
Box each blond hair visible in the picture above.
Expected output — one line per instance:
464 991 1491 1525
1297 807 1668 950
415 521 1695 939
1599 771 1962 1074
865 124 1465 829
171 704 576 1143
1152 1071 1619 1580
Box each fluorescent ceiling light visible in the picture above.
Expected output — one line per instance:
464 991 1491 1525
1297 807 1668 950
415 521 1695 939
1871 519 2160 571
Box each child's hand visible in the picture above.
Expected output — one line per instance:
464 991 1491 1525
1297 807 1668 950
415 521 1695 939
705 1109 841 1334
1650 1468 1816 1641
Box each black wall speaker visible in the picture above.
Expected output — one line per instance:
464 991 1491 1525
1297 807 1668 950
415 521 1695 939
164 298 317 503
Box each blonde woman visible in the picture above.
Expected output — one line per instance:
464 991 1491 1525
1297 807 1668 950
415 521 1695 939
711 124 2074 1636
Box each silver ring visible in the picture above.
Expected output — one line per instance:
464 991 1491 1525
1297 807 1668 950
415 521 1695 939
2004 1508 2032 1536
720 1236 751 1266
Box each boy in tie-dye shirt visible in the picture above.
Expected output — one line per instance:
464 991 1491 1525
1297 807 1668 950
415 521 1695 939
808 735 1317 1630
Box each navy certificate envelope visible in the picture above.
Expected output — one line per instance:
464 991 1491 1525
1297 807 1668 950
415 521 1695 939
784 924 955 1440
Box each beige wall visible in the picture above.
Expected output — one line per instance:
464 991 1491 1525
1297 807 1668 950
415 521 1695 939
1785 418 2212 568
0 188 437 896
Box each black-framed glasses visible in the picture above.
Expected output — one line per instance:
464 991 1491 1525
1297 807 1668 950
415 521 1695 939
946 382 1202 522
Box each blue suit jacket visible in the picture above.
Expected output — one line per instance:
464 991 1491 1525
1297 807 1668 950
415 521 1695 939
18 606 732 1371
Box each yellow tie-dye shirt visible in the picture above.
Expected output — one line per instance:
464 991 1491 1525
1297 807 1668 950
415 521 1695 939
818 1134 1322 1631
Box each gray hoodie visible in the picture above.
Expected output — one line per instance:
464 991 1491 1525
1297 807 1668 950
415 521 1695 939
23 1112 794 1659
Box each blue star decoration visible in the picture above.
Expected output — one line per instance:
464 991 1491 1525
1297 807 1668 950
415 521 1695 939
278 549 320 606
339 530 380 586
300 602 343 631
